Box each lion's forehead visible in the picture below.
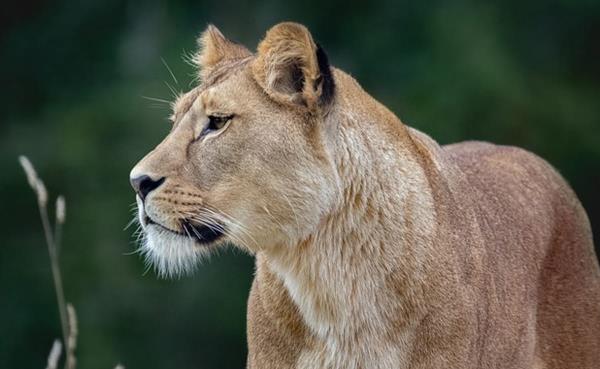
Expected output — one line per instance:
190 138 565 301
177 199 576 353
171 61 253 122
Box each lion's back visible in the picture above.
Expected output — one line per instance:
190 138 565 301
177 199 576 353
442 140 594 262
443 140 600 368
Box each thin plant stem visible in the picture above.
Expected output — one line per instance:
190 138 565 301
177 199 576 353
39 204 69 365
54 221 63 256
45 340 62 369
55 195 65 256
65 304 77 369
19 157 80 369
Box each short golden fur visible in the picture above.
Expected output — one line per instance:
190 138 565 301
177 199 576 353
130 22 600 368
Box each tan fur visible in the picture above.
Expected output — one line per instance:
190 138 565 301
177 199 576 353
194 24 252 82
252 22 322 109
130 23 600 368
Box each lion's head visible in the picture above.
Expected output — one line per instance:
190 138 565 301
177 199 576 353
130 23 341 276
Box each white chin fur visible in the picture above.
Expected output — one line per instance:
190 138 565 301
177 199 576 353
141 225 210 278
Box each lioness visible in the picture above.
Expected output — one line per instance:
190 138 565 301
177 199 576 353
130 22 600 369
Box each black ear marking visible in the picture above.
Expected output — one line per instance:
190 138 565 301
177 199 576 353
290 64 306 94
316 43 335 106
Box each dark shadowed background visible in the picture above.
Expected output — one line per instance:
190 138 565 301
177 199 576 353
1 1 599 368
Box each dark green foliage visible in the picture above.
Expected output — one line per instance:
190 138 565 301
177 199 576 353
1 1 598 368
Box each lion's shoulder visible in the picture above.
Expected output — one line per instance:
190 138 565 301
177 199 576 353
442 141 564 192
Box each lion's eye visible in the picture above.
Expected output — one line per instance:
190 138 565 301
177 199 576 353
205 115 232 133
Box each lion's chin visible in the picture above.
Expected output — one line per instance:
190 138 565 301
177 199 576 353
141 225 213 278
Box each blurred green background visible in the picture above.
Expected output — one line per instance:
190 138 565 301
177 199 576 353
1 0 599 368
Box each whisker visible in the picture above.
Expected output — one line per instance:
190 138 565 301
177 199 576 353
141 262 152 276
123 217 138 231
189 209 256 250
201 206 246 234
175 209 196 244
182 224 193 242
148 104 170 111
185 211 239 242
207 205 263 232
164 81 179 100
181 48 195 68
141 95 171 104
122 249 142 256
196 207 243 234
161 57 179 85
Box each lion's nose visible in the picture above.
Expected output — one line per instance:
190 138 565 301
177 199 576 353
130 175 165 200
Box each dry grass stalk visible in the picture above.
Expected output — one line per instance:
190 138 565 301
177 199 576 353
19 155 38 189
56 196 66 224
55 195 66 254
45 340 62 369
19 156 71 369
66 303 78 369
21 156 123 369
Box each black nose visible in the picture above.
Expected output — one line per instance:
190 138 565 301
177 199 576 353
130 175 165 200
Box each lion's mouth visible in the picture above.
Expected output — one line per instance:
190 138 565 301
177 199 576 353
181 220 225 244
144 216 225 245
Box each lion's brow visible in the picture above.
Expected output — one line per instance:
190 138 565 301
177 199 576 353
171 56 252 122
201 56 253 89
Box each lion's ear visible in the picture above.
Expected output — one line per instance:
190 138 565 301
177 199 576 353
252 22 335 110
195 24 251 81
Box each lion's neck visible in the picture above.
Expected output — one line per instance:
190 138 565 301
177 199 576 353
264 88 437 359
